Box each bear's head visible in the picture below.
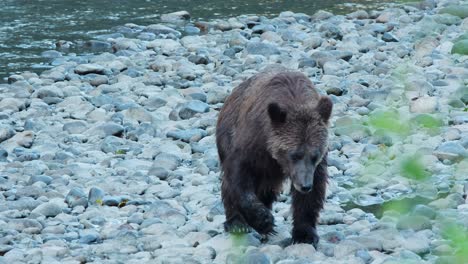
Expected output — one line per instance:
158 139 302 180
267 96 332 194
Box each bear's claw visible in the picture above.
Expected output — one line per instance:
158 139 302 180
224 216 251 234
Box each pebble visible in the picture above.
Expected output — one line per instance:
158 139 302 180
178 100 210 119
65 188 88 208
0 3 466 263
74 64 106 75
31 202 63 217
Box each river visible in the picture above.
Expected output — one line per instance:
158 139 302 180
0 0 402 81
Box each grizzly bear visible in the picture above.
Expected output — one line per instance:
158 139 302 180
216 68 332 247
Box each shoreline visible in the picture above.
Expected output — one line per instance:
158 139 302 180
1 0 468 263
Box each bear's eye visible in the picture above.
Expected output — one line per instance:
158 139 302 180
290 151 304 162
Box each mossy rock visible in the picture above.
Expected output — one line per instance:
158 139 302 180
455 33 468 42
448 99 465 108
411 114 444 129
439 5 468 19
433 14 461 26
452 39 468 55
461 94 468 105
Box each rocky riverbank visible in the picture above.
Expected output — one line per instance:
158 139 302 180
1 0 468 263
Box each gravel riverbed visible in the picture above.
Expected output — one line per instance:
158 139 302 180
1 0 468 263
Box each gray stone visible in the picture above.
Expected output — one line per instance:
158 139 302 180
41 50 62 58
184 26 200 35
100 136 125 153
65 188 88 208
102 196 122 206
412 204 436 219
245 42 280 56
355 249 373 264
79 230 101 244
323 231 345 244
144 201 186 227
347 10 369 19
8 197 41 211
145 24 182 38
161 11 191 23
89 75 109 86
382 32 399 42
311 10 334 20
318 23 343 40
15 186 43 198
28 175 53 185
96 123 124 137
434 141 467 162
148 166 169 180
7 219 43 232
0 148 7 161
152 153 181 171
167 128 207 143
88 187 106 205
63 121 88 134
396 215 432 231
298 58 317 68
31 202 63 217
178 100 210 119
0 125 15 143
85 40 112 50
75 64 106 75
0 98 26 112
231 251 270 264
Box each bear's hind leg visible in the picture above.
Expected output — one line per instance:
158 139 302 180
258 190 277 210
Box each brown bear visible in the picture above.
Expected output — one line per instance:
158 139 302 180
216 68 332 247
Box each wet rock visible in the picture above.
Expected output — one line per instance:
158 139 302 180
65 188 88 208
178 100 210 119
63 121 88 134
396 215 432 231
311 10 334 20
439 5 468 19
451 39 468 55
0 125 15 143
31 202 63 217
88 187 106 205
41 50 62 58
167 128 207 143
245 42 280 56
161 11 191 23
434 141 467 162
410 96 437 113
75 64 106 75
382 32 399 42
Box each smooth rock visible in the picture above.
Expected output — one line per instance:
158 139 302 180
65 188 88 208
161 11 191 23
75 64 106 75
178 100 210 119
31 202 63 217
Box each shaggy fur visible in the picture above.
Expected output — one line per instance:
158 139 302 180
216 68 332 247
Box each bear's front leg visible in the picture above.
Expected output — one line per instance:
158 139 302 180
291 158 328 248
222 177 251 234
221 158 275 235
240 192 275 235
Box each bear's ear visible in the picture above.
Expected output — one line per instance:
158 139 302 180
317 96 333 122
268 103 287 124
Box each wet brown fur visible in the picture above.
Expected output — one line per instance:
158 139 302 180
216 68 332 246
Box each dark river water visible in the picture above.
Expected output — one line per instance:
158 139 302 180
1 0 401 81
